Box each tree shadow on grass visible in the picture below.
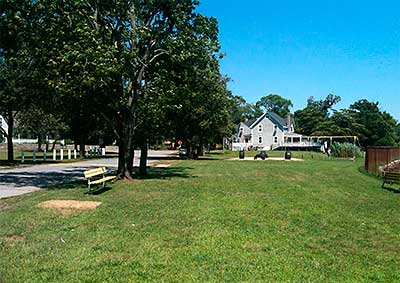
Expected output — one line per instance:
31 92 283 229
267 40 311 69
147 156 218 161
0 160 20 167
85 186 113 195
381 185 400 194
0 164 193 197
358 166 381 179
136 166 195 180
0 166 103 190
147 156 182 161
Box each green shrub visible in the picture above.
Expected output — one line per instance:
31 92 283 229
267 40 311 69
331 142 362 158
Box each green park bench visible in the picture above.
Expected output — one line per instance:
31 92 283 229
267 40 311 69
84 167 116 192
381 171 400 190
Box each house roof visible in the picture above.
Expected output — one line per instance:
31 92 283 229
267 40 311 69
250 111 290 130
243 119 256 127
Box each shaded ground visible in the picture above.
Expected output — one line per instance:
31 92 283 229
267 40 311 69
0 150 176 199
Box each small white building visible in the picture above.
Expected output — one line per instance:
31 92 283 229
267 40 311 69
0 115 8 141
0 115 38 144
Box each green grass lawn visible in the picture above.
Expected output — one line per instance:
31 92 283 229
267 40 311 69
1 156 399 282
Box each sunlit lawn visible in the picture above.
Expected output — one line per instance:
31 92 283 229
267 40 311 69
1 154 399 282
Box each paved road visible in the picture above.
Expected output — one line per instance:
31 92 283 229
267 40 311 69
0 150 176 199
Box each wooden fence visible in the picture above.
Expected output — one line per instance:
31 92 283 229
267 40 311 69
365 146 400 174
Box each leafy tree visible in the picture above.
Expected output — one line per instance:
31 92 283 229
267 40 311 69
255 94 293 117
0 0 44 161
294 94 341 135
229 95 262 125
36 0 119 157
14 109 68 151
395 123 400 145
84 0 216 178
349 99 397 146
161 22 231 159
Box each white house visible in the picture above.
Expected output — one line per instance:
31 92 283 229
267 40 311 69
232 112 320 151
0 115 8 139
0 115 38 144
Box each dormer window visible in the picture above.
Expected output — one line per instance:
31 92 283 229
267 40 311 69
258 124 263 132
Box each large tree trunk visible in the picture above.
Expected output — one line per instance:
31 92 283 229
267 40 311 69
6 110 14 162
117 139 134 179
117 110 135 179
198 143 204 157
37 136 43 151
139 142 148 176
79 134 86 158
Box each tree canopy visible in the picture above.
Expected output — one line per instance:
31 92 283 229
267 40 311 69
255 94 293 118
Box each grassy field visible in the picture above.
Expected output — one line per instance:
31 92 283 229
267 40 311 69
1 154 399 282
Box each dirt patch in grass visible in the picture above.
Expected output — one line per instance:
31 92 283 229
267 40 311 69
0 203 11 211
242 241 265 251
5 235 25 242
2 235 25 246
37 200 102 215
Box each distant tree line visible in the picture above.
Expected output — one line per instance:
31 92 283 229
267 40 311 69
230 93 400 147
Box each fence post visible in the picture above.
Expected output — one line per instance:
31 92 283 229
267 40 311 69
73 149 77 159
21 149 24 163
68 149 71 160
60 149 64 160
43 149 47 161
53 149 56 161
33 150 36 162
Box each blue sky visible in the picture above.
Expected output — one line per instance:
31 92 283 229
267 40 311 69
197 0 400 120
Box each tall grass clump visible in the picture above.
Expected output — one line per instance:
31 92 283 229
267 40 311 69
331 142 362 158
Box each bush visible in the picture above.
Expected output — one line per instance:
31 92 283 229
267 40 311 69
331 142 362 158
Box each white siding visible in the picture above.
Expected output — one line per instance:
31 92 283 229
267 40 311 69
251 116 286 149
0 115 8 135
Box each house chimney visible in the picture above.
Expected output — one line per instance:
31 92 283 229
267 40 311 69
287 113 291 132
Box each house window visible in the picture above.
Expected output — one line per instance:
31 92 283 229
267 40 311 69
259 136 263 144
258 124 263 132
240 127 244 132
274 136 278 143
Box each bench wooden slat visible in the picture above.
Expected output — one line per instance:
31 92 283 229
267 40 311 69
382 171 400 188
83 167 116 191
84 167 107 178
91 176 116 185
385 176 400 181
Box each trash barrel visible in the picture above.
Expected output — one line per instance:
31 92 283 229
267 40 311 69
285 151 291 160
239 149 245 159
